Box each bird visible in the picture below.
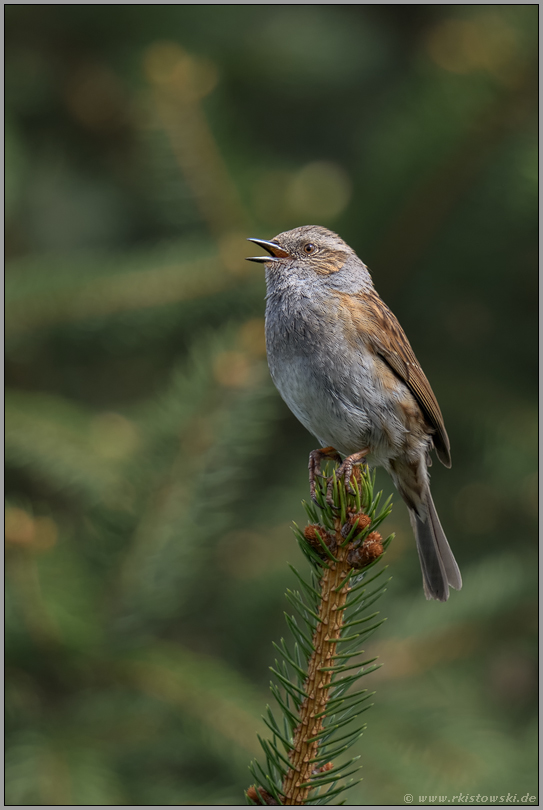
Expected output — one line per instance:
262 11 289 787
246 225 461 602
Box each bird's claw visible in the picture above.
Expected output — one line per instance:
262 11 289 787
309 447 369 509
309 446 342 505
325 475 350 508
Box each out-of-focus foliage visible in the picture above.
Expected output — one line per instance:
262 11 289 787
5 5 537 806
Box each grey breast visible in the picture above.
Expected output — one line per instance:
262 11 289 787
264 286 377 456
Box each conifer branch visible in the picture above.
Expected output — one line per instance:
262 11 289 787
247 466 394 806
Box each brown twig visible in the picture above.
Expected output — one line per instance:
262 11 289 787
281 517 351 804
280 513 381 805
247 467 389 806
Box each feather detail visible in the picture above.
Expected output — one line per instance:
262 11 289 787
333 289 451 468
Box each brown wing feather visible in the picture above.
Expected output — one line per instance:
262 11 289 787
363 291 451 467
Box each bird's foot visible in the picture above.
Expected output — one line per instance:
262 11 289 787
308 446 342 503
326 449 369 507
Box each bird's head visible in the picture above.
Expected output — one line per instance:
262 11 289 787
246 226 372 291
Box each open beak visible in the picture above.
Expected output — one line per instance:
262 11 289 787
246 238 290 263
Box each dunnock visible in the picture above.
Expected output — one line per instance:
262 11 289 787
247 225 461 602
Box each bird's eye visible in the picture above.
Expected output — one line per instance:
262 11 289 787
304 243 315 254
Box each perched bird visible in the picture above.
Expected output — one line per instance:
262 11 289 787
247 225 461 601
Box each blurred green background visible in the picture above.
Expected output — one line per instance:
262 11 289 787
5 5 538 806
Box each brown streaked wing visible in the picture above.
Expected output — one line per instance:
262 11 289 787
359 291 451 468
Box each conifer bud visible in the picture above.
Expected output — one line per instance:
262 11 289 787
347 530 383 568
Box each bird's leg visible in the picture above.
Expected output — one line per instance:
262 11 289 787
308 446 342 503
326 449 369 506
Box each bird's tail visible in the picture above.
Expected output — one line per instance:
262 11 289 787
388 459 462 601
408 489 462 602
